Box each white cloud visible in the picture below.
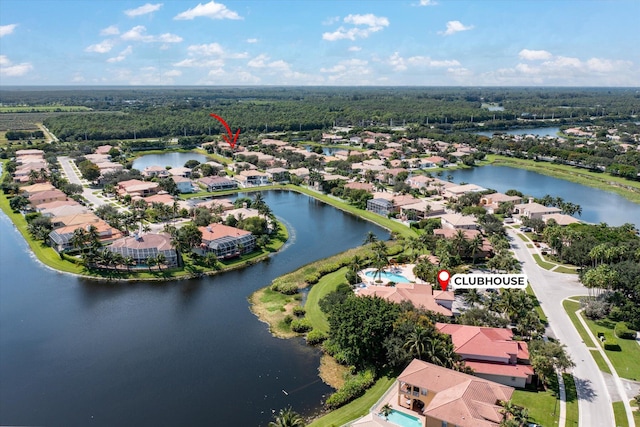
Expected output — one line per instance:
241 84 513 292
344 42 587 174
124 3 162 17
188 43 225 56
174 43 246 68
418 0 438 5
348 46 362 52
0 55 33 77
246 38 258 43
323 13 389 41
320 59 371 83
439 20 473 36
121 26 182 43
174 1 242 20
248 54 269 68
100 25 120 36
85 39 115 53
386 52 461 71
107 46 133 63
173 58 225 68
323 16 341 26
519 49 552 61
0 24 18 37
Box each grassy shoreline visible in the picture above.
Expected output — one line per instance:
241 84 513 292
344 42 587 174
486 155 640 204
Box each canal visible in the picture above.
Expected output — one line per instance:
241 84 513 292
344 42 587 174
0 190 389 427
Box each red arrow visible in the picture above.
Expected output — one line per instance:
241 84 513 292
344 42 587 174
209 113 240 149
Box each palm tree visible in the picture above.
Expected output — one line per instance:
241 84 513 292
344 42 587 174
453 229 469 258
379 403 393 420
146 256 156 272
470 234 484 264
70 227 89 253
268 406 305 427
155 253 167 270
404 326 430 360
363 231 378 245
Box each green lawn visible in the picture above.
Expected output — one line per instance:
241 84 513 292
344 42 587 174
511 378 560 427
526 285 547 324
307 376 396 427
305 267 348 334
553 265 578 274
563 373 579 427
580 315 640 381
613 401 629 427
532 253 556 270
563 299 596 348
590 350 612 374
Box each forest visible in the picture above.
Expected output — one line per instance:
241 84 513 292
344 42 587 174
1 86 638 141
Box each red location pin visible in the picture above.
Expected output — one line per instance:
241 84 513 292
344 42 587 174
437 269 451 291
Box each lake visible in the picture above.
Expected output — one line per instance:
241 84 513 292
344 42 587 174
475 126 561 138
132 152 208 170
443 165 640 227
0 190 389 427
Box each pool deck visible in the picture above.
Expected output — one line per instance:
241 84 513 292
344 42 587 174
351 380 426 427
358 264 425 287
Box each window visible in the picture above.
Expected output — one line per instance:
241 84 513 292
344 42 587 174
421 388 428 396
441 422 448 427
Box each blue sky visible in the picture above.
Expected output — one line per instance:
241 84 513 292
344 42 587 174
1 0 638 86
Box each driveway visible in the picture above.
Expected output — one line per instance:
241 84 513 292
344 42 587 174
506 229 616 427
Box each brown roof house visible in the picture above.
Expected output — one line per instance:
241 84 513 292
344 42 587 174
356 283 454 317
106 232 178 268
196 223 256 259
395 359 514 427
436 324 534 388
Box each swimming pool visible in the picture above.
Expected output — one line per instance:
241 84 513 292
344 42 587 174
364 270 409 282
386 409 422 427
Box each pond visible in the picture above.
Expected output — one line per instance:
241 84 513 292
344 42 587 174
442 165 640 227
0 190 389 427
132 152 208 170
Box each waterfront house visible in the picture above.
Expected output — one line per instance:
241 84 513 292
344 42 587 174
513 202 562 220
541 213 580 226
171 175 194 193
395 359 514 427
436 323 534 388
106 232 178 267
168 167 192 178
49 219 123 252
265 167 289 183
235 170 269 187
199 176 238 192
443 184 487 200
142 166 170 179
400 200 446 221
196 223 256 259
20 182 56 196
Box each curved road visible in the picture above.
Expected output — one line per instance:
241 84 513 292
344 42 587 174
506 229 619 427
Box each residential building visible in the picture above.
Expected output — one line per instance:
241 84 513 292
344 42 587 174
356 283 453 317
396 359 514 427
367 198 394 216
49 219 123 252
168 167 192 178
196 223 256 259
171 175 194 193
199 176 238 191
116 179 159 197
235 170 269 187
440 213 479 230
436 323 534 388
28 189 67 207
106 232 178 267
513 202 562 220
20 182 56 196
541 213 580 226
142 166 170 179
443 183 487 200
400 200 446 221
265 167 289 182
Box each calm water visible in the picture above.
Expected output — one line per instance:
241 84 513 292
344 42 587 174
475 126 561 137
444 165 640 227
0 190 389 427
132 152 208 170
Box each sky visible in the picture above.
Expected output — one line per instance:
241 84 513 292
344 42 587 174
1 0 639 86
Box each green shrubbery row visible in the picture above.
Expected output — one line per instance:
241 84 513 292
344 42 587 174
614 321 636 340
325 369 376 409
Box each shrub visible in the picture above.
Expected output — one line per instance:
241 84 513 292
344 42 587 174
345 269 358 285
271 281 299 295
603 339 621 351
325 369 376 409
614 322 637 340
283 315 293 325
292 306 306 317
306 330 328 345
290 318 312 333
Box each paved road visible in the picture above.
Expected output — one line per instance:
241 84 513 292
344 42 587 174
57 156 113 209
507 229 616 427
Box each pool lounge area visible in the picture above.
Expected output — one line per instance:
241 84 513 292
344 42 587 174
358 264 423 286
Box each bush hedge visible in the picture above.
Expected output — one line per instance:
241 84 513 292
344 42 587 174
614 321 636 340
292 306 306 317
291 318 312 333
306 330 328 345
325 369 376 409
603 339 621 351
